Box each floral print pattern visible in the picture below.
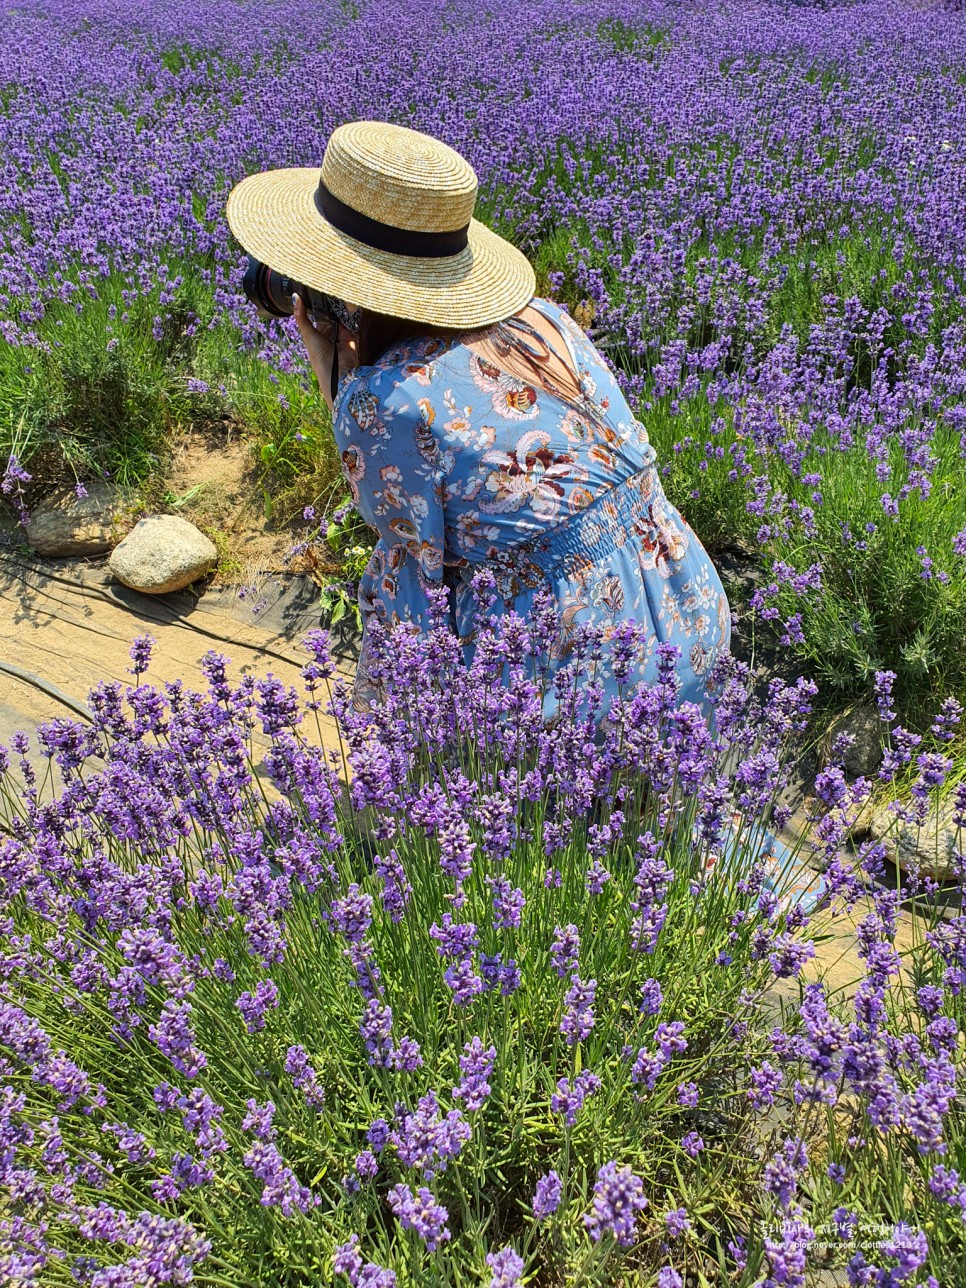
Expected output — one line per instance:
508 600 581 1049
332 296 732 720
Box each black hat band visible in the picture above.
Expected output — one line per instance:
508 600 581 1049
315 179 470 258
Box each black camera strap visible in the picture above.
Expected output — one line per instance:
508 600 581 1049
331 318 340 405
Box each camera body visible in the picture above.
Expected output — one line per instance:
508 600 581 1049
242 256 360 335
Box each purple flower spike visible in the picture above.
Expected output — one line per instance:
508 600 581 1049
551 1070 601 1127
665 1207 691 1239
333 1235 396 1287
387 1183 451 1251
560 975 596 1045
236 979 279 1034
532 1169 563 1221
453 1036 496 1112
486 1246 524 1288
551 924 580 977
583 1161 648 1247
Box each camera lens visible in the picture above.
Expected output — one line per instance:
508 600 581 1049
242 256 308 320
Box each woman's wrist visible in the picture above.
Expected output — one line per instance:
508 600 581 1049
292 293 359 415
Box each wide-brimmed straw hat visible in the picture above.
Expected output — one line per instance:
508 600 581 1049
225 120 536 330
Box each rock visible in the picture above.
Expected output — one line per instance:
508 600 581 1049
108 515 217 594
818 704 885 779
869 798 963 881
27 483 133 557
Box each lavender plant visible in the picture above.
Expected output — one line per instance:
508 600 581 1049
1 582 964 1284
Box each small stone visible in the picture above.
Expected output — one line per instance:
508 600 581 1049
108 515 217 594
818 704 885 779
869 798 963 881
27 483 133 557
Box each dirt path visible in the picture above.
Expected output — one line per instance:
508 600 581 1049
0 552 354 755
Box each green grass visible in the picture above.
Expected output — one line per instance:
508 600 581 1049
0 263 342 521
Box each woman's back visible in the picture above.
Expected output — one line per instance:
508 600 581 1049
334 296 655 557
333 295 730 718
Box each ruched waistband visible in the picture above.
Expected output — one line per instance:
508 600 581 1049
529 454 662 570
445 454 667 601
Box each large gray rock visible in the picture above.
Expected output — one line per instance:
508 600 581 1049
869 798 963 881
28 483 133 557
108 515 217 594
818 704 885 779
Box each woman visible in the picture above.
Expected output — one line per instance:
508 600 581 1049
226 120 827 915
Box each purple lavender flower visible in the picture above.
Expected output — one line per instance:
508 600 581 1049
284 1045 325 1109
437 808 477 900
241 1099 276 1141
243 1140 320 1216
387 1184 451 1251
560 975 596 1045
532 1169 562 1221
681 1132 705 1158
148 1000 207 1078
127 634 155 681
359 1000 394 1068
443 957 485 1007
551 924 580 977
748 1061 783 1110
1 455 31 526
551 1071 601 1127
929 1164 966 1216
332 1235 396 1288
374 849 412 922
486 1247 523 1288
665 1207 691 1239
763 1137 807 1211
489 878 525 930
583 1160 648 1247
389 1034 424 1072
430 915 479 961
481 953 520 996
874 670 898 725
236 979 279 1034
330 885 374 942
391 1090 470 1179
367 1119 390 1153
677 1083 698 1108
452 1036 496 1112
640 978 663 1015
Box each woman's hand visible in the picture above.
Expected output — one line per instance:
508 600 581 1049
292 293 359 415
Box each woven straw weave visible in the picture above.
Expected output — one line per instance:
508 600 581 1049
226 120 536 328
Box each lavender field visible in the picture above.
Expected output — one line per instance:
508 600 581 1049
2 0 966 1284
2 0 966 719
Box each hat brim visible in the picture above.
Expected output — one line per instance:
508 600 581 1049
225 167 536 330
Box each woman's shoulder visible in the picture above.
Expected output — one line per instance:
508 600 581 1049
532 295 592 344
334 335 456 414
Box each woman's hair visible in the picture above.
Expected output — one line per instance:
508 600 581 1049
355 308 462 369
355 302 613 438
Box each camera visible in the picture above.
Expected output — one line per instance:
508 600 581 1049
242 256 360 334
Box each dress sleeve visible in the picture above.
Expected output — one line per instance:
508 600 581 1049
346 369 448 649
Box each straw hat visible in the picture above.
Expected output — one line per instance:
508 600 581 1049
225 120 536 330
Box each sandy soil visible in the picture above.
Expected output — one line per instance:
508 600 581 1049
0 553 351 767
159 424 307 583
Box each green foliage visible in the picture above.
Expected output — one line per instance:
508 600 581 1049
315 510 374 630
596 18 671 56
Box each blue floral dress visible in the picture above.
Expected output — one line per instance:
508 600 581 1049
331 295 829 916
333 295 731 717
